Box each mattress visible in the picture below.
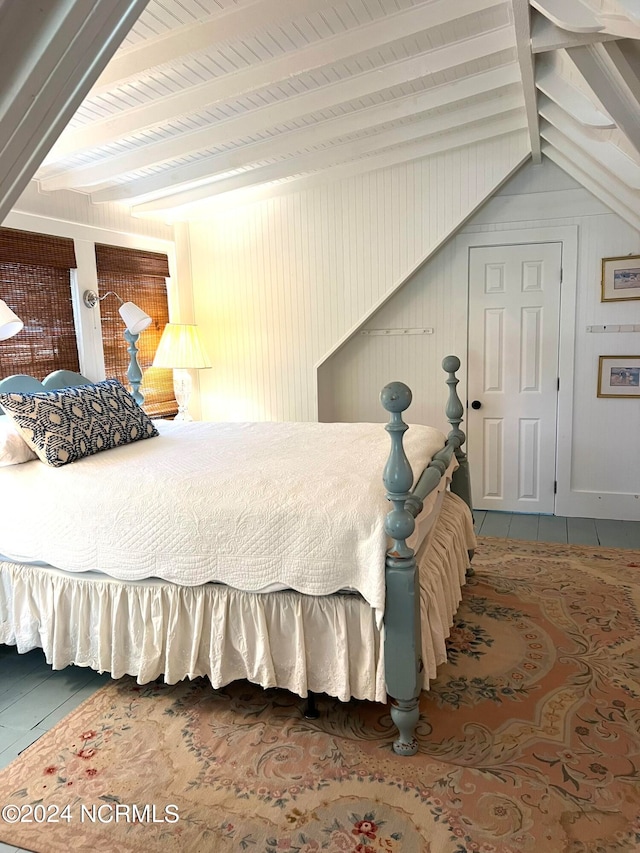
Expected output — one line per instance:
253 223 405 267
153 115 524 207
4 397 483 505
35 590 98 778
0 419 452 620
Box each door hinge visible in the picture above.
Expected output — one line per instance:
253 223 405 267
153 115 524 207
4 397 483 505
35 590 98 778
554 480 557 494
560 268 563 284
557 377 560 391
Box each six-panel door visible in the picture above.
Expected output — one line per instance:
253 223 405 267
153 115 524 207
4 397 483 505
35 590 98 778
467 242 562 514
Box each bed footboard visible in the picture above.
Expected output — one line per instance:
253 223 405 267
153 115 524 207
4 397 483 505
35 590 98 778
381 354 471 756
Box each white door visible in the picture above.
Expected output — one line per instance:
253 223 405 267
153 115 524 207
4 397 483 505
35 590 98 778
467 242 562 513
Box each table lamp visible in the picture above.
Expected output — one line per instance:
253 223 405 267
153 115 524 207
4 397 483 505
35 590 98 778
152 323 211 420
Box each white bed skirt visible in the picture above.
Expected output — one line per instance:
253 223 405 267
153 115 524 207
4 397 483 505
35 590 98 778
0 492 475 703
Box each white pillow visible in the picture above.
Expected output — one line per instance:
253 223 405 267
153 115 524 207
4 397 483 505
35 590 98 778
0 417 38 466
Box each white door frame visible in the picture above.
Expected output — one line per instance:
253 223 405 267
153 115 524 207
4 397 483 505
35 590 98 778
453 225 578 516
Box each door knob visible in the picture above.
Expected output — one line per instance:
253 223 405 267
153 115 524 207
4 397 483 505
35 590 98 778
471 400 482 410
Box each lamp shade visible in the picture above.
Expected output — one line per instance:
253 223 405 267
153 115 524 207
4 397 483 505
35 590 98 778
152 323 211 369
119 301 153 335
0 299 24 341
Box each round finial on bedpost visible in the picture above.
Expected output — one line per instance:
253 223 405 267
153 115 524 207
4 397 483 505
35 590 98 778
442 354 460 375
381 381 414 503
442 355 465 449
380 381 412 414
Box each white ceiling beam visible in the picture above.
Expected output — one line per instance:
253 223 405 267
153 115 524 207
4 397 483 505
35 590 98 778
531 11 617 51
617 38 640 80
567 42 640 155
539 105 640 187
91 64 522 204
535 52 614 126
602 40 640 102
530 0 604 32
512 0 541 162
613 0 640 25
51 0 504 161
42 25 515 190
132 97 525 212
0 0 149 224
134 115 528 217
541 140 640 230
92 0 336 93
597 15 640 38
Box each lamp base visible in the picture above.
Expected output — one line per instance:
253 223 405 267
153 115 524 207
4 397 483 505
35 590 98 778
173 368 193 422
124 329 144 406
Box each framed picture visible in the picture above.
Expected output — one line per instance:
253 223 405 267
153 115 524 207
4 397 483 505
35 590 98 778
597 356 640 398
601 254 640 302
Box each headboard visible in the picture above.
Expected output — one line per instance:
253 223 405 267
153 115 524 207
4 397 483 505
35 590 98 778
0 370 92 395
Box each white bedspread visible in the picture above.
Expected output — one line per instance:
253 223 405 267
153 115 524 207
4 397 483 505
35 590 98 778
0 419 448 618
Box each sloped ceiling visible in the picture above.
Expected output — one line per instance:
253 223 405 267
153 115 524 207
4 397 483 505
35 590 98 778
26 0 640 228
0 0 150 223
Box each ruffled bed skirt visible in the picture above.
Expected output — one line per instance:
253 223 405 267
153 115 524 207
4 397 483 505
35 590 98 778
0 492 475 703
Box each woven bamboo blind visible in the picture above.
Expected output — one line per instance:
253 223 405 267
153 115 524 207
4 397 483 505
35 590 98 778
0 228 79 378
95 244 177 418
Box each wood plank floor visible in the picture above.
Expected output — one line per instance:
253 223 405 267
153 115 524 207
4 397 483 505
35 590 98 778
474 510 640 549
0 512 639 853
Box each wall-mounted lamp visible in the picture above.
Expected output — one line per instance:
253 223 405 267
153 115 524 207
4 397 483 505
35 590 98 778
0 299 24 341
83 289 152 405
152 323 211 421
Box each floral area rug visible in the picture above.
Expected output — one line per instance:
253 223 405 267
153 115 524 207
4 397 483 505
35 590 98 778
0 538 639 853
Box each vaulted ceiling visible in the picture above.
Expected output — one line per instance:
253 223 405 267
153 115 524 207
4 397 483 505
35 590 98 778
22 0 640 229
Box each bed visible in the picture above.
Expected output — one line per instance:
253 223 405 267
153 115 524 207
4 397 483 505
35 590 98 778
0 356 475 756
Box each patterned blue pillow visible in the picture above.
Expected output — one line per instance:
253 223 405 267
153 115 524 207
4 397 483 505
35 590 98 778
0 379 158 467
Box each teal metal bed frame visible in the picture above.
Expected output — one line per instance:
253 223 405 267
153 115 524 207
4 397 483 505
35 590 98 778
0 356 472 757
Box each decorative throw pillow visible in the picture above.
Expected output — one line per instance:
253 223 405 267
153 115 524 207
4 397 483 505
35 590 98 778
0 417 38 466
0 379 158 467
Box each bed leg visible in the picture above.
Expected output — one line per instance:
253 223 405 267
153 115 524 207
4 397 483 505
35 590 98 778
390 698 419 756
303 691 319 719
466 548 475 577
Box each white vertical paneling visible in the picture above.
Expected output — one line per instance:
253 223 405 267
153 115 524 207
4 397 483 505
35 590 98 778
568 214 640 508
317 234 464 428
184 139 638 519
188 132 530 424
10 180 173 241
518 418 540 500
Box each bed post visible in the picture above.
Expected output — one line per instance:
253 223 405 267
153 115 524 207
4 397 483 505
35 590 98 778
442 355 473 514
381 381 421 756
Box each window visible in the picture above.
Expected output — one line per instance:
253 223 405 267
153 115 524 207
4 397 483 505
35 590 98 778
0 227 78 379
95 244 177 418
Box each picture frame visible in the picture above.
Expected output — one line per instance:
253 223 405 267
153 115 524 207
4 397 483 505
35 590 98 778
597 356 640 398
601 254 640 302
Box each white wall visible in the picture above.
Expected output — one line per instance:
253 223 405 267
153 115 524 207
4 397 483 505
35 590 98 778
318 236 466 431
326 158 640 520
6 181 173 243
187 132 530 422
462 160 640 520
